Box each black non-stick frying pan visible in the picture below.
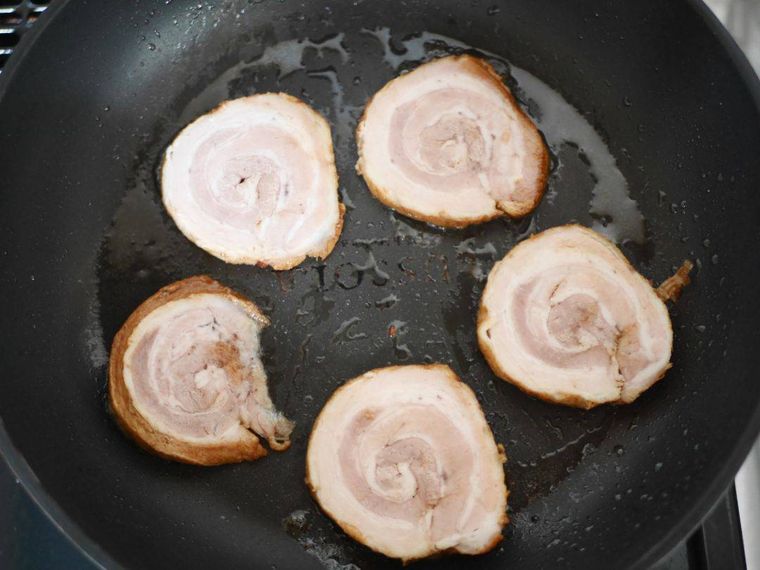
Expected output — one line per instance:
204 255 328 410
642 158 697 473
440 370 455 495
1 0 760 568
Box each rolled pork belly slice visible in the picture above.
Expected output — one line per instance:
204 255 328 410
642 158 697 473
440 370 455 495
478 225 691 408
306 364 508 561
356 54 548 228
108 276 293 465
162 93 344 269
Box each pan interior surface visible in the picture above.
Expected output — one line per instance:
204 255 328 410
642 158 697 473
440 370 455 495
0 1 759 568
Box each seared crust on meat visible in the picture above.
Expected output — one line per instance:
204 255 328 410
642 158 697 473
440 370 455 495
162 93 343 269
477 225 681 409
109 276 279 465
306 364 508 561
267 202 346 270
466 55 549 218
657 260 694 303
356 55 549 228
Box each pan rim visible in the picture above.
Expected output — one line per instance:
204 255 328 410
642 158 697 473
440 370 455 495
0 3 121 567
628 4 760 568
0 0 759 569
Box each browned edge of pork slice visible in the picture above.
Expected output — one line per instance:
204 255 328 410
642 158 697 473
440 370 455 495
108 275 292 465
477 225 691 410
355 54 549 228
161 93 344 270
263 201 346 271
657 260 694 302
305 364 508 562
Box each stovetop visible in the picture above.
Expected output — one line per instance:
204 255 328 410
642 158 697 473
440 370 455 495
0 1 758 569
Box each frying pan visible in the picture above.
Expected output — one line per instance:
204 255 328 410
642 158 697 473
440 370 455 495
1 0 759 568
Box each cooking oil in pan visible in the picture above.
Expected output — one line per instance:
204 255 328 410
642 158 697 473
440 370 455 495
170 26 646 250
91 26 654 563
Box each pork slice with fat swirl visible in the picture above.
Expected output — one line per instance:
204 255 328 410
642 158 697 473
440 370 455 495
162 93 344 269
478 225 692 408
306 364 508 561
356 54 549 228
109 276 293 465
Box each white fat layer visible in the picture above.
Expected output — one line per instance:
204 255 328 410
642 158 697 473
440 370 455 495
479 226 672 404
359 56 543 223
307 365 506 560
162 94 340 266
122 294 280 445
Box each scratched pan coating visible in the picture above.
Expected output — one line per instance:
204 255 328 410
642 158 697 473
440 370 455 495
0 1 759 569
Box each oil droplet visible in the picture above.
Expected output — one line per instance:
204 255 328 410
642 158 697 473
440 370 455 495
283 510 310 538
388 319 412 360
335 249 390 289
375 294 399 309
390 212 442 248
178 33 349 125
332 317 367 344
